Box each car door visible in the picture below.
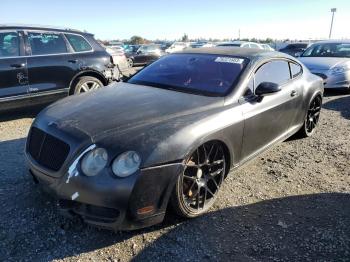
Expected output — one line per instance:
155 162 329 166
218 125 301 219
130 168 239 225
143 47 161 64
240 59 300 160
25 31 76 94
0 30 29 99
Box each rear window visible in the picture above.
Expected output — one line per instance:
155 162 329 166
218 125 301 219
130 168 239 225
28 32 67 55
217 43 240 47
65 34 92 52
128 53 249 96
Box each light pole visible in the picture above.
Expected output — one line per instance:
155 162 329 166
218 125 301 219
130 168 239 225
329 8 337 39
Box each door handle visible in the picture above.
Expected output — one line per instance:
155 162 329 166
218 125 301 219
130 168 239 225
291 90 298 97
10 63 26 68
68 59 78 63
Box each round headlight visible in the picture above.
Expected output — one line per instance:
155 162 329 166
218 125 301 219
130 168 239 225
112 151 141 177
81 148 108 177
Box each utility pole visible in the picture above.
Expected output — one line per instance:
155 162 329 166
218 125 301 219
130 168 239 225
329 8 337 39
238 29 240 40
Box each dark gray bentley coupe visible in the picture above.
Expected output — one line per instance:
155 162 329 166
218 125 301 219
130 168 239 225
26 48 323 230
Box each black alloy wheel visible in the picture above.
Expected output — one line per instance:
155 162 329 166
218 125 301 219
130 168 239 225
171 141 226 218
305 96 322 135
297 95 322 138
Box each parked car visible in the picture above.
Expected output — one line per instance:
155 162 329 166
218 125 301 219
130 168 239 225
279 42 310 57
0 25 116 111
102 44 129 70
216 41 263 49
124 44 140 54
26 47 323 230
261 44 275 51
165 42 188 53
298 40 350 91
190 42 214 48
125 44 163 67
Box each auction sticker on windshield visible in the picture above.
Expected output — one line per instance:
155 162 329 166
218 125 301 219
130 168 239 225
215 57 244 64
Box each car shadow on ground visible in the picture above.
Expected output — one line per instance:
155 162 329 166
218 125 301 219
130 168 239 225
134 193 350 261
0 105 46 122
323 95 350 120
0 137 348 262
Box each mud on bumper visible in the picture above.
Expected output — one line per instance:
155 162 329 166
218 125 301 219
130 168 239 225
28 162 183 231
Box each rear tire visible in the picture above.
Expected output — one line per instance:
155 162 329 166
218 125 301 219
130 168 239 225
296 95 322 138
170 141 226 218
73 76 103 95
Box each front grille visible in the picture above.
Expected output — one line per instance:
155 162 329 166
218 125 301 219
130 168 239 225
28 127 70 171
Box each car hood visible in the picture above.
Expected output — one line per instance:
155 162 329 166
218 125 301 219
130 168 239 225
38 82 224 141
298 57 350 70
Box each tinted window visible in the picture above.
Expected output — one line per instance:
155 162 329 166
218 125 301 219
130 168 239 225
286 43 307 50
255 60 291 87
290 62 302 78
217 43 240 47
129 53 249 96
28 32 67 55
0 31 19 57
65 34 92 52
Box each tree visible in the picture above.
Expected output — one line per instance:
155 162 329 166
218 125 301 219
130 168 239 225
129 36 147 45
181 33 189 42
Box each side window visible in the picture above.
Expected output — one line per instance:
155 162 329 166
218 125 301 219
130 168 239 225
255 60 291 88
250 43 259 49
290 62 302 78
28 32 67 55
0 31 19 57
65 34 92 52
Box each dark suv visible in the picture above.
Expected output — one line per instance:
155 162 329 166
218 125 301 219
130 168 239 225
0 25 116 111
279 43 310 57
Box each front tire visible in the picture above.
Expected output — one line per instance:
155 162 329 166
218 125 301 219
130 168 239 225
73 76 103 95
170 141 226 218
297 95 322 138
127 58 134 68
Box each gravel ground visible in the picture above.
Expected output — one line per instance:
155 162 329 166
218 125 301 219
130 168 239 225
0 89 349 262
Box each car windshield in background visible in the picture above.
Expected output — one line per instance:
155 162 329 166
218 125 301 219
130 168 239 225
128 53 248 96
217 43 241 47
301 43 350 58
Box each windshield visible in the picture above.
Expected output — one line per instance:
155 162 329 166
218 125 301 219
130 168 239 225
128 53 248 96
301 43 350 58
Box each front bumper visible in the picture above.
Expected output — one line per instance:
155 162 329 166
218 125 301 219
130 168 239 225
27 157 183 231
311 70 350 89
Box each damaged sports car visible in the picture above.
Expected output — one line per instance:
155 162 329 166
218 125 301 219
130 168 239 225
25 48 323 230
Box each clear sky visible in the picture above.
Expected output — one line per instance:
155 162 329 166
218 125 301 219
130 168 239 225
1 0 349 41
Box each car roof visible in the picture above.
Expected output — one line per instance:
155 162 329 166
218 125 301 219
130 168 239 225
177 47 282 59
0 24 91 35
218 41 246 45
312 40 350 45
285 42 309 46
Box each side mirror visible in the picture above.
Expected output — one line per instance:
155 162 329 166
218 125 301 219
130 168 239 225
255 82 281 96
